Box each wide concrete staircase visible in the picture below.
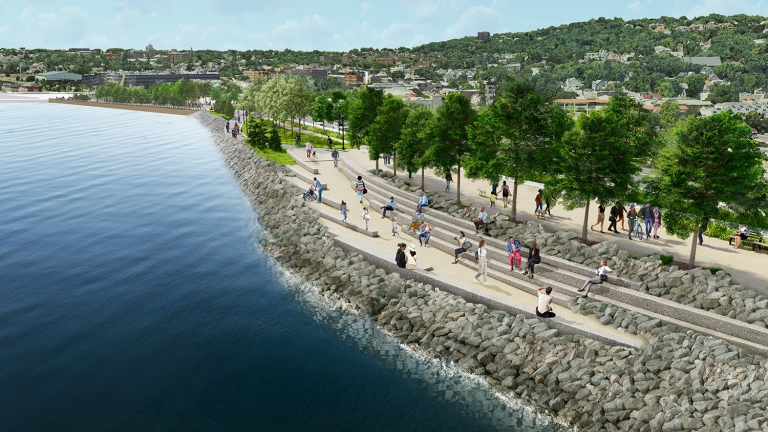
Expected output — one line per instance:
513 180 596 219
340 156 768 354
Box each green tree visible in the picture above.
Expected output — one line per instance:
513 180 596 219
659 100 680 127
398 106 435 190
367 94 407 171
248 119 268 148
645 111 768 268
347 86 385 151
313 95 332 130
547 109 640 242
422 93 477 204
467 80 572 221
267 123 283 152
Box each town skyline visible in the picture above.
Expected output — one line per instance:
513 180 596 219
3 0 768 51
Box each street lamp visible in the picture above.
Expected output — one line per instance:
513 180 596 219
340 112 345 150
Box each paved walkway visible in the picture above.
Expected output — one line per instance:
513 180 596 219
300 145 767 299
284 146 649 345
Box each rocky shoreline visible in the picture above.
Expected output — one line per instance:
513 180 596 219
374 169 768 331
194 111 768 432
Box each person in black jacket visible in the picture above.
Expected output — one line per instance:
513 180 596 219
522 241 540 279
395 243 407 268
607 205 619 234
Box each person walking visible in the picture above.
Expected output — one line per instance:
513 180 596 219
642 202 653 238
418 223 432 247
306 141 312 158
652 207 662 239
417 193 429 211
491 182 498 197
331 148 339 167
627 204 638 240
327 136 333 150
395 243 407 268
361 207 370 230
341 200 347 222
226 121 230 133
501 181 510 208
522 242 540 279
392 217 399 236
313 177 323 203
698 219 707 246
406 244 418 270
382 153 390 165
445 172 452 192
381 197 397 218
473 240 489 285
474 207 488 235
591 202 605 233
489 192 497 208
607 204 619 234
453 232 469 264
578 260 613 298
507 236 522 272
616 202 627 231
544 191 553 217
356 176 365 203
535 190 543 214
536 286 555 318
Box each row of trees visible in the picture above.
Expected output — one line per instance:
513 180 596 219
345 84 768 268
94 79 217 106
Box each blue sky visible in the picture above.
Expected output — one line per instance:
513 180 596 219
2 0 768 51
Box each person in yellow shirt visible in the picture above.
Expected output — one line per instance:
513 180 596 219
489 192 497 208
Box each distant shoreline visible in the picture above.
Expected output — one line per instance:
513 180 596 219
49 99 198 116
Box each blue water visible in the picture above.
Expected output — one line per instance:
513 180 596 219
0 104 567 432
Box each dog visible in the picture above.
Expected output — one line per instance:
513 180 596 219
311 151 317 158
478 188 487 197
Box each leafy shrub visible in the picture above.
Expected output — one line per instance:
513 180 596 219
223 100 235 117
704 221 731 240
659 254 674 265
708 267 730 276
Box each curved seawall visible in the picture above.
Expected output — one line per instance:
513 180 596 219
194 111 768 432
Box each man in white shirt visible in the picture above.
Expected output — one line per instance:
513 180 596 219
578 259 613 298
306 141 312 158
536 286 555 318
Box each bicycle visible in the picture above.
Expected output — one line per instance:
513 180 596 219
631 218 644 240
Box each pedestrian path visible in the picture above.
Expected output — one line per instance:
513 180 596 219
338 147 767 299
280 146 648 347
281 145 768 354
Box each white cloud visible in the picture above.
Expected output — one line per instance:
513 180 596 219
628 0 642 12
687 0 768 16
361 2 371 11
491 0 510 11
79 35 113 49
20 5 90 45
443 6 502 39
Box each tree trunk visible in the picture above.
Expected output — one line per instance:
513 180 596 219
582 201 590 242
421 167 425 191
376 158 379 170
298 120 302 141
511 178 518 222
688 228 698 269
457 160 461 205
394 153 397 176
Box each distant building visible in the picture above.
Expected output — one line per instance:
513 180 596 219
84 70 219 88
35 71 82 82
292 68 329 80
682 56 722 67
475 31 490 41
167 49 191 64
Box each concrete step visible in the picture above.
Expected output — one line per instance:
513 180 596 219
283 176 376 237
287 165 328 191
329 231 641 349
454 255 768 355
364 180 768 353
287 151 320 174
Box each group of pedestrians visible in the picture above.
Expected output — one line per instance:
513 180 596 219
226 121 241 138
592 201 662 240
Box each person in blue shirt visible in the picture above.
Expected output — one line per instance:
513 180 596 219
417 193 429 211
507 236 521 272
331 148 339 167
474 206 488 235
380 197 397 218
313 177 323 203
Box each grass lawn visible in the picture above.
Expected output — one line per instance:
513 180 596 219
209 110 234 121
253 147 296 165
296 123 344 140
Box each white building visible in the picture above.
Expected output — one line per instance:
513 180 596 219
35 71 82 82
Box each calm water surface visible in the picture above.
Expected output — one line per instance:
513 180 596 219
0 104 567 432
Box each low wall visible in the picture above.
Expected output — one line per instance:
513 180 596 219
193 111 768 432
49 99 198 115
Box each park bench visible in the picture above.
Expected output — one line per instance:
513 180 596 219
728 230 768 251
